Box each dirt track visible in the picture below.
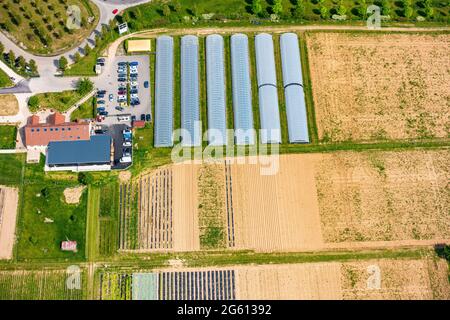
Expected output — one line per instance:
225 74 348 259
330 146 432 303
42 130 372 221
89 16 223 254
0 186 19 260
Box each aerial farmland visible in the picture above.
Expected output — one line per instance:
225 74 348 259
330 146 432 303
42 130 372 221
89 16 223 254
0 0 448 304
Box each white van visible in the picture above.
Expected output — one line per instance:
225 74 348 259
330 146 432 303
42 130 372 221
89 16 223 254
118 116 130 122
120 156 132 163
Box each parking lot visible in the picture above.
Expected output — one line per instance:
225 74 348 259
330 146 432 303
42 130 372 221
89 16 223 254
95 55 151 126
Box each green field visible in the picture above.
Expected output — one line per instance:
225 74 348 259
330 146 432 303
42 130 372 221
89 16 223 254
0 0 99 55
0 153 23 186
0 125 16 149
16 160 88 261
0 68 12 88
0 269 86 300
29 90 85 113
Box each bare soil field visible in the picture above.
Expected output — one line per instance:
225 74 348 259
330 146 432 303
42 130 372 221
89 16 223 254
0 186 19 260
315 149 450 243
229 156 324 252
63 186 85 204
306 32 450 142
0 95 19 116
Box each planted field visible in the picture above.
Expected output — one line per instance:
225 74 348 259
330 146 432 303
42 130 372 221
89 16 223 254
306 32 450 143
97 258 449 300
0 269 85 300
0 186 18 259
99 269 236 300
98 182 119 256
29 90 85 113
118 181 138 250
0 0 99 55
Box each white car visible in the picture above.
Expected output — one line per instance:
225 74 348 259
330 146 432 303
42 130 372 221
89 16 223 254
130 81 138 87
123 141 132 147
130 67 138 72
118 95 127 100
131 94 139 99
122 129 132 135
119 156 132 163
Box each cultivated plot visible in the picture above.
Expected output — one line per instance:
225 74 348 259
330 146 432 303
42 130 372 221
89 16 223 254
306 32 450 142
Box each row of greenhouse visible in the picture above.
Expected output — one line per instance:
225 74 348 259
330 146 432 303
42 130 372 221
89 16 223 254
154 33 309 148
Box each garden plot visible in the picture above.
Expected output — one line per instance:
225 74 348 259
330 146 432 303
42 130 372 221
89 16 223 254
98 258 449 300
306 32 450 142
0 186 19 260
0 269 85 300
315 149 450 244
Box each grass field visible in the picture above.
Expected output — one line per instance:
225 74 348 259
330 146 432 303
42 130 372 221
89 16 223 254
29 90 85 113
16 160 88 261
0 125 16 149
0 154 23 186
0 68 12 88
98 181 119 256
0 94 19 116
70 96 95 121
0 0 99 55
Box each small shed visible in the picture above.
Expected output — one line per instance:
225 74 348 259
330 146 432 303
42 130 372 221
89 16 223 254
127 39 151 53
61 241 77 252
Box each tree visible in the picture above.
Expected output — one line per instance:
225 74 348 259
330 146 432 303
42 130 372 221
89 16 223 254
74 52 81 63
78 172 93 185
59 56 68 70
76 78 94 95
424 6 434 18
272 0 283 15
41 187 50 199
17 55 26 69
293 0 305 19
252 0 263 16
28 59 38 74
338 1 347 15
8 50 15 67
28 96 40 109
404 5 413 18
358 0 367 18
84 44 91 56
162 4 171 17
320 6 329 19
191 4 199 17
381 0 391 15
0 42 4 55
173 1 182 13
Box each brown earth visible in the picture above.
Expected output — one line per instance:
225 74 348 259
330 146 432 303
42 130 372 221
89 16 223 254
306 32 450 142
63 186 85 204
0 95 19 116
0 186 19 260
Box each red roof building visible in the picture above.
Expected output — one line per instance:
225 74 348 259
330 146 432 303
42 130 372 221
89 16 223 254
132 120 145 128
24 112 91 148
61 241 77 252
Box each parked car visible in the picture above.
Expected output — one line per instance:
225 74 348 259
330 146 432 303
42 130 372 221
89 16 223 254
97 100 105 105
122 129 132 135
131 94 139 99
115 106 124 112
97 90 106 94
130 81 138 87
119 156 132 163
109 94 114 102
118 78 127 82
144 81 149 88
97 107 105 113
118 73 127 78
123 141 132 147
131 115 136 122
130 89 138 94
140 114 145 121
118 62 127 66
99 111 108 116
118 95 126 100
96 94 105 99
145 114 152 122
119 102 128 107
129 61 139 66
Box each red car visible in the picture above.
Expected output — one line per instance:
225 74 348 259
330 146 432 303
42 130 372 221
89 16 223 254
112 9 119 15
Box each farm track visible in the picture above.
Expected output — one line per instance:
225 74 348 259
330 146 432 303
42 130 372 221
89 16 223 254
225 161 236 248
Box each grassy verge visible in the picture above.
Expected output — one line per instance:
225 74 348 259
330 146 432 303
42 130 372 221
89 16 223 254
70 96 95 121
0 153 24 186
0 68 13 88
29 90 85 113
86 186 100 262
0 125 17 149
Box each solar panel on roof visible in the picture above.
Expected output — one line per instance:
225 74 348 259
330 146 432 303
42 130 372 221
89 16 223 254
154 36 174 147
255 33 281 144
230 34 255 146
280 33 310 143
181 35 201 147
206 34 227 146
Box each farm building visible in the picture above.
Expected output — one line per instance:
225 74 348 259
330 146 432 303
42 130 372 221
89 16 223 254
280 33 310 143
206 34 227 146
127 39 151 53
45 135 112 172
180 35 201 147
154 36 174 147
132 120 146 128
61 241 77 252
230 34 255 146
24 112 91 150
255 33 281 144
